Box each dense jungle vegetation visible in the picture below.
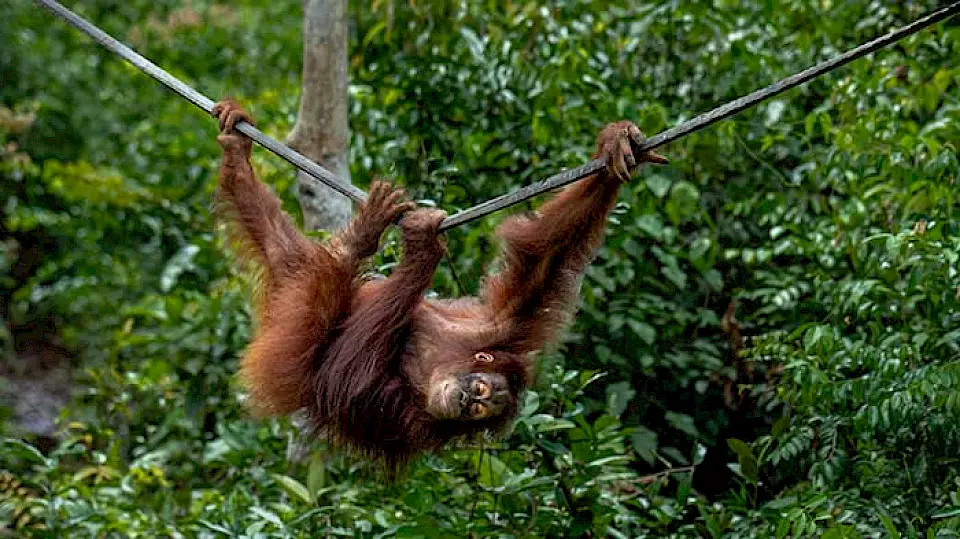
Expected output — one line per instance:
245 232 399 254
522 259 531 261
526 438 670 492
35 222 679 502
2 0 959 536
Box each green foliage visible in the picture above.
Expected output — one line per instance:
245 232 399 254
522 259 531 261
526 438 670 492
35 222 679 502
2 0 959 536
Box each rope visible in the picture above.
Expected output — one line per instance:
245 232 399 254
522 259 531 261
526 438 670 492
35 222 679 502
35 0 959 232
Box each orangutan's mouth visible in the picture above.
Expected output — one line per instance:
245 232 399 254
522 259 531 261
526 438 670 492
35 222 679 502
426 378 466 420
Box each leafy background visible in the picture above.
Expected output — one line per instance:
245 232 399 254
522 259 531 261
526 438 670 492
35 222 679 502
1 0 959 537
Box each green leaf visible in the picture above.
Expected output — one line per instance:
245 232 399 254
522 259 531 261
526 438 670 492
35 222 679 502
665 181 700 223
662 264 688 289
536 418 577 433
606 381 636 417
877 510 901 539
635 214 665 239
250 507 284 529
738 454 759 483
932 508 960 519
472 452 509 488
586 455 630 468
271 474 313 505
703 269 724 291
771 416 790 439
1 438 50 466
665 412 698 437
459 27 485 60
307 451 326 496
521 390 540 416
159 244 199 293
727 438 755 461
627 320 656 345
199 520 236 535
728 438 759 483
645 174 672 198
537 439 570 456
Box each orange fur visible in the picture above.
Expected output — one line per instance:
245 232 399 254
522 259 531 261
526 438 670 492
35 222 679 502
212 100 654 466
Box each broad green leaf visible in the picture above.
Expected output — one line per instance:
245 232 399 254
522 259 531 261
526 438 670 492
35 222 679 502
271 474 313 505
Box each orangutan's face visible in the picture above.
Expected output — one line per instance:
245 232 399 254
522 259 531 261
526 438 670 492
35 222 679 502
425 353 513 421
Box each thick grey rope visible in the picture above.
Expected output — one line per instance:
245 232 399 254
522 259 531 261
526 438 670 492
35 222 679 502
35 0 959 231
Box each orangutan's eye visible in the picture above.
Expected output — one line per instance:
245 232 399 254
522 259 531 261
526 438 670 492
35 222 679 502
474 352 494 363
470 403 488 418
473 380 491 399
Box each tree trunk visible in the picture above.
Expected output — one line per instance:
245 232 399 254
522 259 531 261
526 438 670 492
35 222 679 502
286 0 352 232
285 0 353 464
